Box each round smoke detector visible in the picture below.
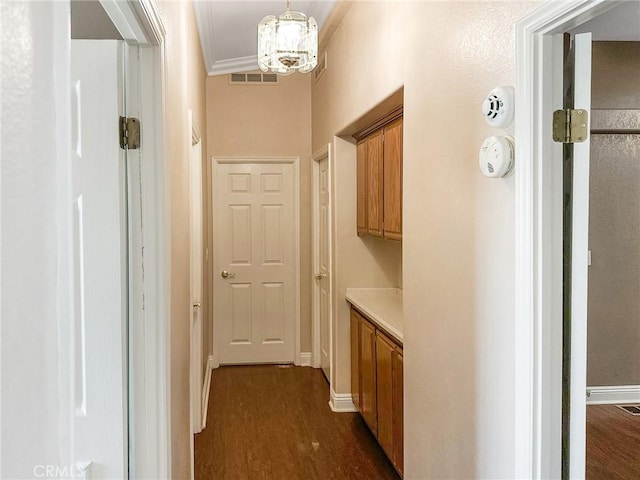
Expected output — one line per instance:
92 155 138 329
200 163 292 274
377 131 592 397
479 135 515 178
482 86 515 128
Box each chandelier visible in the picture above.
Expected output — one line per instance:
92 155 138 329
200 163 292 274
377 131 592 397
257 0 318 75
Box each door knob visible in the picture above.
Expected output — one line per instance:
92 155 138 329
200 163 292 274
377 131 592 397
314 273 326 279
221 270 235 279
193 303 201 309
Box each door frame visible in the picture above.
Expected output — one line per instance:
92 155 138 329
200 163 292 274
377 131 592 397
312 144 334 371
211 156 302 366
57 1 171 478
514 1 624 477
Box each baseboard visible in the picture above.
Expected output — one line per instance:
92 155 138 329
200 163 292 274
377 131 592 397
201 356 215 429
329 387 358 413
297 352 312 367
586 385 640 405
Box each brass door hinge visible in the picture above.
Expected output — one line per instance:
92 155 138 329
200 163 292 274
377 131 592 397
120 116 140 150
552 109 588 143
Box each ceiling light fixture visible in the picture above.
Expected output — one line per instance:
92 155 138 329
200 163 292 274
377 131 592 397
257 0 318 75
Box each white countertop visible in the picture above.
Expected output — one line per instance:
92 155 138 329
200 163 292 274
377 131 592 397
345 288 403 343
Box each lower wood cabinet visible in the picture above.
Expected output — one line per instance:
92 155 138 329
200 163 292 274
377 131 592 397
376 331 395 458
350 311 360 410
392 349 404 475
350 306 403 476
359 316 378 435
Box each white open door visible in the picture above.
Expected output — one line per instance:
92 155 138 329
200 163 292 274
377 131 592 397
564 32 592 479
70 40 128 478
190 111 204 436
314 154 331 380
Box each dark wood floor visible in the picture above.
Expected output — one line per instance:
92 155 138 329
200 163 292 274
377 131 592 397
194 365 400 480
587 405 640 479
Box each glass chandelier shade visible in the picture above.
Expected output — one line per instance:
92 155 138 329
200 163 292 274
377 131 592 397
257 2 318 75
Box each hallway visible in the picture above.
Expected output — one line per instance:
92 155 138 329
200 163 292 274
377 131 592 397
195 365 400 479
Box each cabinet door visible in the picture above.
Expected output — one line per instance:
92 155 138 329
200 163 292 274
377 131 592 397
366 130 384 237
350 309 360 410
393 348 404 475
359 318 377 434
383 117 403 240
376 331 395 458
356 141 368 235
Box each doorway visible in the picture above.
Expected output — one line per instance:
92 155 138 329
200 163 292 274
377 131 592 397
312 145 333 380
212 156 301 365
515 1 640 477
68 1 170 477
583 42 640 478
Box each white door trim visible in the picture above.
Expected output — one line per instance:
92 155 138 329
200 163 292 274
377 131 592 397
211 156 301 366
100 0 166 46
312 145 333 372
99 2 171 478
514 1 623 477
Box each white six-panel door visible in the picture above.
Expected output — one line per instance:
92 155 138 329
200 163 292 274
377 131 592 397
214 159 297 364
317 157 331 379
70 40 127 479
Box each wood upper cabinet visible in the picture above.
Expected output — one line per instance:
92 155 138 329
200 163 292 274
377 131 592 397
366 130 384 237
383 117 403 240
359 317 377 435
356 141 368 235
354 113 403 240
350 309 361 410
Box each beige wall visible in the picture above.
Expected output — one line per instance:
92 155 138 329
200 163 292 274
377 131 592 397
312 2 537 477
205 73 313 353
158 1 208 478
592 42 640 109
587 42 640 387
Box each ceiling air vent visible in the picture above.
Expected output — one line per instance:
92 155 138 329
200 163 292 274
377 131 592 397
314 51 327 83
229 73 279 85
